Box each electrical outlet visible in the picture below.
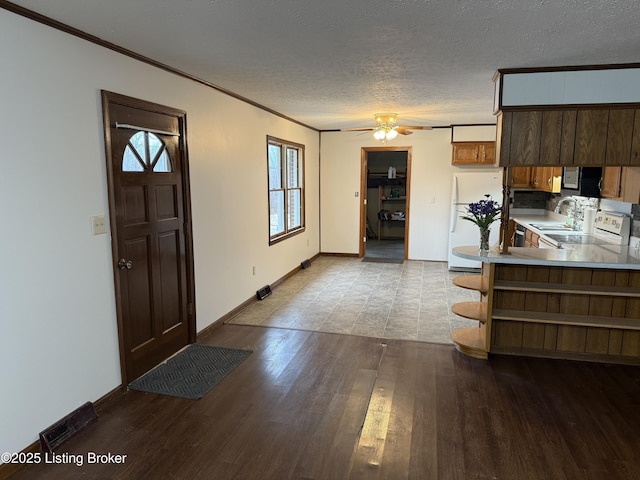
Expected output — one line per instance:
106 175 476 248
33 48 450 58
252 266 256 276
91 215 106 235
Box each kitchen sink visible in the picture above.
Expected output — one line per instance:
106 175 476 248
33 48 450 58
529 223 575 231
545 234 609 245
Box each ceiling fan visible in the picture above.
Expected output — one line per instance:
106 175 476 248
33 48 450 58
341 113 432 141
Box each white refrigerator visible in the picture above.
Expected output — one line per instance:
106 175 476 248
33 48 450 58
448 171 503 270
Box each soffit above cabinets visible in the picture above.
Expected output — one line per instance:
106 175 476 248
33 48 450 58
495 66 640 111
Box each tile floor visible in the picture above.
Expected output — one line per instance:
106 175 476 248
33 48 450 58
228 256 483 345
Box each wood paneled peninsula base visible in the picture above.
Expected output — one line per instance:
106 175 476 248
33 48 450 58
451 245 640 365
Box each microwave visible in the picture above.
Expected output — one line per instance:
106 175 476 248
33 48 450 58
561 166 602 197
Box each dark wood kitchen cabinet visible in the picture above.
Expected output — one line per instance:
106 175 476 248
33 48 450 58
499 107 640 166
498 110 576 166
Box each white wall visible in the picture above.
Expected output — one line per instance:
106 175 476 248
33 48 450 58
0 9 319 457
320 127 497 260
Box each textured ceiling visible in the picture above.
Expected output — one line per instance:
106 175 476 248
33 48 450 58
6 0 640 130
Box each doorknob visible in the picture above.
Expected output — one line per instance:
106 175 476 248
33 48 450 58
118 259 133 270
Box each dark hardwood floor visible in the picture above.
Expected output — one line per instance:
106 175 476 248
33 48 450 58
10 325 640 479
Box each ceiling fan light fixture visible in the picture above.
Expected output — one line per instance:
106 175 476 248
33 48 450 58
372 113 399 141
373 127 387 140
374 113 397 126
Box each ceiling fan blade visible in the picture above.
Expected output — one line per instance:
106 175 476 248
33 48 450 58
395 128 413 135
398 126 433 131
340 127 375 132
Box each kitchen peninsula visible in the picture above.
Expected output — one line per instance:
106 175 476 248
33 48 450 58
450 245 640 365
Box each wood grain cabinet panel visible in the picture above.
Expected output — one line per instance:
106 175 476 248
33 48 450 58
601 166 640 202
509 111 542 165
606 109 635 165
632 110 640 165
559 110 577 164
498 107 640 166
509 166 531 187
540 110 563 163
452 142 495 165
600 166 622 199
488 264 640 365
574 110 609 165
621 167 640 203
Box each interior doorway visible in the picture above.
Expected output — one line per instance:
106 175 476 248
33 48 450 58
360 147 411 260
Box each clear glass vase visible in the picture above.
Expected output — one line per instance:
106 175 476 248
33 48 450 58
479 227 490 254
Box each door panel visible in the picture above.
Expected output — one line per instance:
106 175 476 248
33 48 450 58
124 236 153 348
102 91 195 384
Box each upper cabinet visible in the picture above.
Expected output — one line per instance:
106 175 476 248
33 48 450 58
600 166 640 203
498 108 640 167
451 142 495 165
494 65 640 167
508 165 561 193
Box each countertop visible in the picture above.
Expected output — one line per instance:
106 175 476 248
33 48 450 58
454 210 640 268
511 211 613 248
452 245 640 270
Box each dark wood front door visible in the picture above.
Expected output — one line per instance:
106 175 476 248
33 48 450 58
102 92 195 384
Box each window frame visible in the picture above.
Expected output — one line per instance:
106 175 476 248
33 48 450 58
267 135 305 245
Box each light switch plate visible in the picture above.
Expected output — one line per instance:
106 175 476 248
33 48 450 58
91 215 106 235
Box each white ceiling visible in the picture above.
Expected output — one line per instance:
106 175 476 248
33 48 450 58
7 0 640 130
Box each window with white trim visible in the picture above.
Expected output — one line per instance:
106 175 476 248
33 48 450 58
267 136 305 244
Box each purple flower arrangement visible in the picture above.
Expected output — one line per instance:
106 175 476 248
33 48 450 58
461 195 501 229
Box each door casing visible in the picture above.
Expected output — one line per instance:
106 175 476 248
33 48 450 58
359 146 412 258
101 90 196 386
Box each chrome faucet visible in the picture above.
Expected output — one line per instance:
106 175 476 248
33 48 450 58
554 197 576 214
554 196 579 229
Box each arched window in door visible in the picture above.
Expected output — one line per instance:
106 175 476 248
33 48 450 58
122 131 173 173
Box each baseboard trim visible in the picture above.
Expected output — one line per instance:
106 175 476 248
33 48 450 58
0 440 40 477
319 252 359 258
0 385 125 477
202 253 324 334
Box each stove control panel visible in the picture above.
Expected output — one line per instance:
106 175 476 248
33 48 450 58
593 212 630 244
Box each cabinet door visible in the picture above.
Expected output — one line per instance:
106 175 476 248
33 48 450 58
452 143 480 165
630 110 640 165
574 110 609 165
510 167 531 187
600 167 622 199
540 111 563 164
530 166 542 189
479 143 496 165
622 167 640 203
606 109 635 165
540 166 562 193
559 110 577 164
509 111 542 165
